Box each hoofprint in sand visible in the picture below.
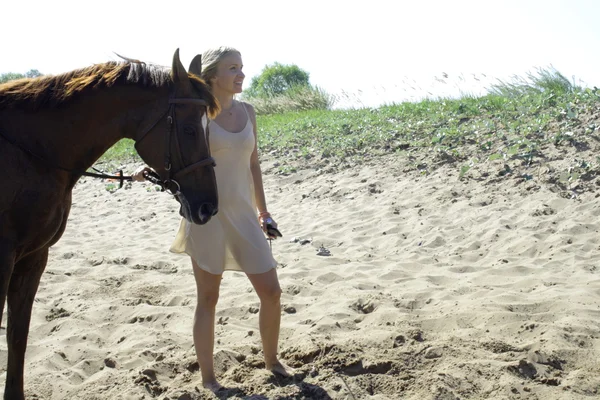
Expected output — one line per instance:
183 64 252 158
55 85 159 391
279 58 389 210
2 153 599 400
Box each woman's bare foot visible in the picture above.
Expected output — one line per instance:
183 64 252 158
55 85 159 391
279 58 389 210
266 360 293 377
203 381 224 393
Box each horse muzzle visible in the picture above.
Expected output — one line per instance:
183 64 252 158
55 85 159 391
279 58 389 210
197 203 218 224
179 201 218 225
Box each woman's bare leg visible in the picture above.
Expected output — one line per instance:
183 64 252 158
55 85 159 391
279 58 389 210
246 268 290 376
191 260 223 390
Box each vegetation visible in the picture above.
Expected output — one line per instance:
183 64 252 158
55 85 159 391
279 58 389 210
255 74 594 163
246 63 311 98
252 70 599 193
244 85 334 115
488 66 580 97
242 63 333 115
0 69 43 83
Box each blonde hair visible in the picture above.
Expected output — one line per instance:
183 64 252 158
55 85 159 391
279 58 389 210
200 46 241 86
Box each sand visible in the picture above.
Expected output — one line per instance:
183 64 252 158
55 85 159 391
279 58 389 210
2 148 600 400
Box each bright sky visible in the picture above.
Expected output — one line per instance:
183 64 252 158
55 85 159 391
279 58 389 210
2 0 599 108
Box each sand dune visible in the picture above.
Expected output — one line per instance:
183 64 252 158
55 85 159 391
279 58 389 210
1 152 599 399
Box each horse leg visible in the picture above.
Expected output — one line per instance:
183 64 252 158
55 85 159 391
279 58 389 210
4 248 48 400
0 240 16 398
0 240 16 330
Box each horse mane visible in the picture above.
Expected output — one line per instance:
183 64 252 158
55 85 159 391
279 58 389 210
0 61 219 117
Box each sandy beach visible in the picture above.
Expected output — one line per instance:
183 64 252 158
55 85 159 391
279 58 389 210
2 148 600 399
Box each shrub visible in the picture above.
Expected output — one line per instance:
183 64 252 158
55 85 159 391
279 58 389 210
243 85 334 115
247 63 310 98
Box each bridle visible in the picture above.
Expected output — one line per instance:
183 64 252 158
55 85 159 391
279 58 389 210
0 97 216 194
135 97 216 196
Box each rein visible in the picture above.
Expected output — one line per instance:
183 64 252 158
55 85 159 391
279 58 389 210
0 97 214 193
82 167 132 188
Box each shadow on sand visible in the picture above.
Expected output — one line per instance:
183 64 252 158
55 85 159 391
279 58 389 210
215 372 333 400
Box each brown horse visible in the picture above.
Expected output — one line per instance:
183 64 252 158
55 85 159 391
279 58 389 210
0 49 220 399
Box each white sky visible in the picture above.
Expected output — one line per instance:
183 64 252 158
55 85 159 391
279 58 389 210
2 0 599 108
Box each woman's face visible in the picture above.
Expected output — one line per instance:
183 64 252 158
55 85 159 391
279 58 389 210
212 52 245 94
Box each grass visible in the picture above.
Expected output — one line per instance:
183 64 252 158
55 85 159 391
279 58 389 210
100 69 600 193
488 66 580 97
242 85 335 115
97 139 140 167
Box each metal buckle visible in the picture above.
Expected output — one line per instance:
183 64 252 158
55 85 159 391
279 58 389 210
164 179 181 196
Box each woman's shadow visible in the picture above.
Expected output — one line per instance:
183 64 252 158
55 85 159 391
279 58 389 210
215 373 333 399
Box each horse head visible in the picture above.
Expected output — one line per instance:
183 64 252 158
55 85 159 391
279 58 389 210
134 49 219 225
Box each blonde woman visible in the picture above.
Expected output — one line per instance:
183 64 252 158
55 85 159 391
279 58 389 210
134 47 288 391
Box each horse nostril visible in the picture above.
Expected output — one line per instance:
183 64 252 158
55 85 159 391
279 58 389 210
200 203 215 217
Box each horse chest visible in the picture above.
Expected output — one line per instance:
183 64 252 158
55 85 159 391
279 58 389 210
10 187 72 255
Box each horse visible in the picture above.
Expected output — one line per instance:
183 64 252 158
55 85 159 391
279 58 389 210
0 49 220 400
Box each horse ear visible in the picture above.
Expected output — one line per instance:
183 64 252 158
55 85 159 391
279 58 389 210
171 48 192 95
189 55 202 77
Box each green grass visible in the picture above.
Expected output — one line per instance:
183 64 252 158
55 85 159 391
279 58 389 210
488 66 580 97
99 69 600 191
257 88 597 161
242 85 334 115
97 138 140 166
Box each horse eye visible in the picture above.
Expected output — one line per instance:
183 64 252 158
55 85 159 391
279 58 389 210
183 126 196 136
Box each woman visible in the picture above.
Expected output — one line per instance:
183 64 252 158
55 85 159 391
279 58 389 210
133 46 288 391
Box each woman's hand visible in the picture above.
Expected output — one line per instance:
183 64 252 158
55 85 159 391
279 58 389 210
131 166 153 182
258 212 281 239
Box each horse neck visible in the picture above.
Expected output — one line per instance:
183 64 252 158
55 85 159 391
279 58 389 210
4 84 169 175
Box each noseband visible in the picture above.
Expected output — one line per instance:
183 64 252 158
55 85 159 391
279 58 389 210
135 97 216 196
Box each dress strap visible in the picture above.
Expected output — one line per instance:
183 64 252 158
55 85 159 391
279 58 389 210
240 101 250 120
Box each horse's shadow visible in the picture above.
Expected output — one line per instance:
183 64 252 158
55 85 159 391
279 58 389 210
215 373 332 400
